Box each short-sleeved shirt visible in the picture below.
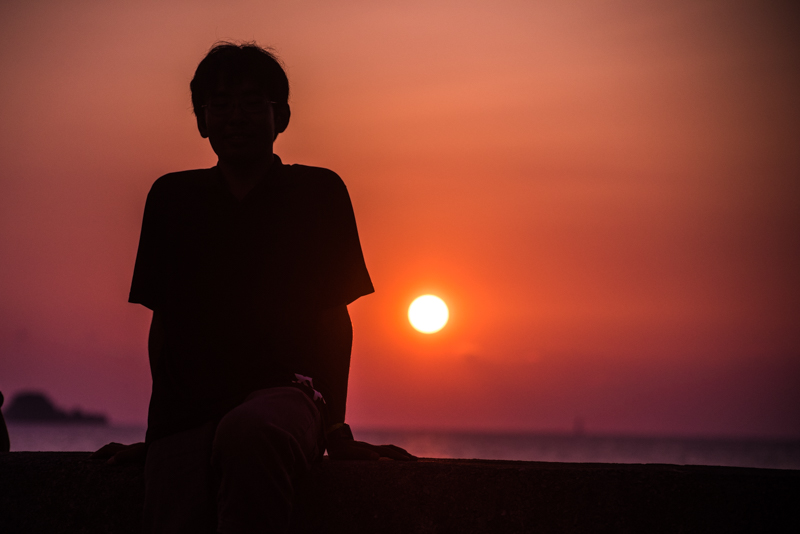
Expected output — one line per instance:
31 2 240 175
130 156 373 442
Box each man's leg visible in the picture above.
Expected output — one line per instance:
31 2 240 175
142 420 218 534
212 387 323 534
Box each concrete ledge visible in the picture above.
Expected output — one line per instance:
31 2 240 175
1 452 798 533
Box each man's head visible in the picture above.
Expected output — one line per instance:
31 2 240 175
191 42 291 164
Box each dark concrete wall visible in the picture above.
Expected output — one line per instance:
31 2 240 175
1 452 798 533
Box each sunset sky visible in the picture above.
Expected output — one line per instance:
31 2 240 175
1 0 798 438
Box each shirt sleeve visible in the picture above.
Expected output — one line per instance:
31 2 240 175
303 173 373 426
129 178 169 310
320 174 375 308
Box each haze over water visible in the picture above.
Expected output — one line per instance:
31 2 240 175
7 424 800 471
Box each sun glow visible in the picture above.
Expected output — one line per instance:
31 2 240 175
408 295 449 334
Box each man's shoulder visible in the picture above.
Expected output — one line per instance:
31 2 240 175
150 168 217 191
144 168 218 205
281 163 348 197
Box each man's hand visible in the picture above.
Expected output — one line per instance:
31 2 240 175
90 441 148 465
327 439 417 461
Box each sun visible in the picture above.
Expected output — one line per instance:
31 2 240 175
408 295 449 334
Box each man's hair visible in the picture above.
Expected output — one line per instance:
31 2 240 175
190 42 289 117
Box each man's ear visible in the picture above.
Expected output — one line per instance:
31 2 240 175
273 104 291 140
197 113 209 139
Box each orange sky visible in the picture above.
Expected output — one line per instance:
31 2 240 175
1 0 798 437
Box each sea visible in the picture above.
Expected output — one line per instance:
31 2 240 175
6 424 800 470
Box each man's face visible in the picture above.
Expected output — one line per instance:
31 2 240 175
198 77 277 166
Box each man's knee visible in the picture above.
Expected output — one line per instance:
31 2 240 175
213 387 322 470
215 408 288 455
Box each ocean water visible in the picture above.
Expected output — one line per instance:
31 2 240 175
7 423 147 454
6 424 799 470
356 429 800 470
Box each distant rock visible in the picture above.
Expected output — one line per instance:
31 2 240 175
3 391 107 425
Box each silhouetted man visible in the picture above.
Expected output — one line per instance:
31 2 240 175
94 42 414 534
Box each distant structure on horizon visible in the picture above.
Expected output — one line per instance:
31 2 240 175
3 391 107 425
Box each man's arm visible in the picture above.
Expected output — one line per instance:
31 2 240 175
148 309 165 377
91 309 163 464
314 305 416 461
313 304 353 429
